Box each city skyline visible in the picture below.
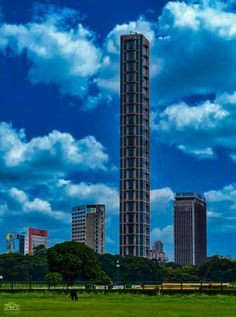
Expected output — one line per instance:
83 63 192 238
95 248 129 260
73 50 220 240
0 0 236 260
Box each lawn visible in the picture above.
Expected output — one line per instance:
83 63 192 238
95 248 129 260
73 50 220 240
0 292 235 317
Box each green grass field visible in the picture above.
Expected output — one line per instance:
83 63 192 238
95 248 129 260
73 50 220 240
0 293 235 317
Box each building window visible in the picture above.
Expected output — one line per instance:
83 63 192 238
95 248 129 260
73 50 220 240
127 51 135 61
127 40 135 49
128 158 134 167
127 137 134 146
128 203 134 211
128 213 134 222
128 148 134 156
128 83 135 92
128 105 134 113
128 94 135 103
128 225 134 234
127 115 134 124
128 191 134 200
128 73 134 81
128 170 134 178
128 180 134 189
127 62 135 71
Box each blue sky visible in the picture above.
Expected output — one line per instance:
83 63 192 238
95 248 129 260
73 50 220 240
0 0 236 260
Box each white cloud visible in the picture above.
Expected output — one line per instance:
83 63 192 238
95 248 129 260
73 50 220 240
156 1 236 102
151 187 174 214
1 1 236 110
57 179 119 215
0 9 101 104
0 186 69 222
151 225 173 260
204 183 236 229
151 93 236 159
207 210 223 218
151 225 173 244
0 122 110 185
9 187 28 204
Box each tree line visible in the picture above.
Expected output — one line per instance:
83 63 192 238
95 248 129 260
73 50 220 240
0 241 235 283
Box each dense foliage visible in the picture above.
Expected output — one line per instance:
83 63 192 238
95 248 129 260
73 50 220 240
98 254 236 283
0 242 235 282
0 248 47 281
47 241 104 282
45 272 63 286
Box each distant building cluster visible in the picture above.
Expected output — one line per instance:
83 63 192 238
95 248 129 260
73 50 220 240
6 227 48 255
5 33 210 266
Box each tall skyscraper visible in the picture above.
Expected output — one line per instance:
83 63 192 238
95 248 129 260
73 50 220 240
72 204 105 254
120 33 150 257
174 193 207 266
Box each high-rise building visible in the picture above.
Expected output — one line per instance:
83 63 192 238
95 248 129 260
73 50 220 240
72 204 105 254
120 33 150 257
27 227 48 254
151 240 168 264
174 193 207 266
154 240 164 254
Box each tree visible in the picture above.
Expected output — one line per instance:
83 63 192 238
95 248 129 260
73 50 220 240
45 272 63 286
47 241 102 282
33 245 47 257
94 271 112 285
98 254 165 283
199 256 236 282
0 252 48 281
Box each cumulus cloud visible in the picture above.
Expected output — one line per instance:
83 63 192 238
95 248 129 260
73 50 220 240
151 187 174 214
205 183 236 213
151 225 173 244
2 0 236 110
151 93 236 159
56 179 119 215
151 225 173 259
203 183 236 256
0 7 101 105
0 122 110 185
0 186 69 222
156 0 236 103
0 7 159 109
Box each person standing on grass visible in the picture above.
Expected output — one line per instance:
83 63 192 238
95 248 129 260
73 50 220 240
69 289 78 301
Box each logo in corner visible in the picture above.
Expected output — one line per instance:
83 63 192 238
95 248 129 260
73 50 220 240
4 302 21 315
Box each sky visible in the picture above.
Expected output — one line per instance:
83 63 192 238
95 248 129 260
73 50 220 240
0 0 236 260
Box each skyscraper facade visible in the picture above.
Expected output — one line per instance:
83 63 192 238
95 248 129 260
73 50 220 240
72 204 105 254
120 33 150 257
174 193 207 266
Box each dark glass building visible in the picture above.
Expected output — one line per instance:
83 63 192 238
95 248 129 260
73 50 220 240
120 33 150 257
174 193 207 266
